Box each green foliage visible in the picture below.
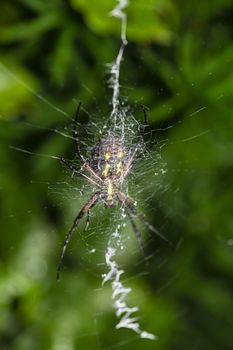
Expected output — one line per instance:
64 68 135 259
70 0 176 44
0 62 38 116
0 0 232 349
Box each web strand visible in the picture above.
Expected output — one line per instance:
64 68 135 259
109 0 128 120
104 1 157 338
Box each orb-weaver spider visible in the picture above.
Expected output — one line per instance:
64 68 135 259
57 103 168 280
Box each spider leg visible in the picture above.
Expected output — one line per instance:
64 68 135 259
72 103 104 184
110 107 147 186
124 206 145 256
120 147 138 181
84 210 90 231
61 158 101 188
73 102 86 163
57 192 99 281
120 107 149 182
83 162 104 184
117 191 173 247
140 105 149 138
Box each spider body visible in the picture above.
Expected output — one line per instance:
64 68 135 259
91 134 126 180
57 103 168 280
91 133 129 206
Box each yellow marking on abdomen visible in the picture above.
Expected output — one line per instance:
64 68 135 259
105 151 110 160
107 180 113 200
116 161 123 174
117 150 124 159
102 163 111 177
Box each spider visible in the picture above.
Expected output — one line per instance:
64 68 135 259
57 103 168 280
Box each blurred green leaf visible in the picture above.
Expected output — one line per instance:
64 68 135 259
0 61 38 117
0 0 233 349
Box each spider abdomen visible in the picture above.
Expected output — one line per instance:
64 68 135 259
91 134 126 180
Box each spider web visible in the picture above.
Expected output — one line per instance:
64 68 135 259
100 0 156 340
0 1 213 349
0 59 209 349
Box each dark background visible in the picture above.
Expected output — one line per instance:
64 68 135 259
0 0 233 349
